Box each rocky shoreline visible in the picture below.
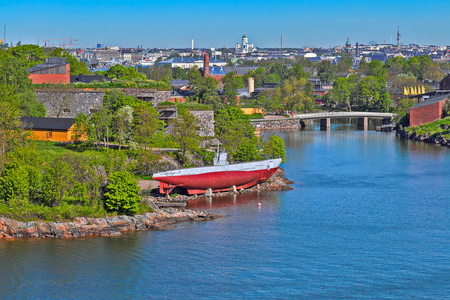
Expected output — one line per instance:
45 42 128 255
0 209 218 240
396 128 450 147
0 168 293 240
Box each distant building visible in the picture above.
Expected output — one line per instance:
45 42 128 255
235 33 257 54
27 57 70 84
440 74 450 90
157 57 226 69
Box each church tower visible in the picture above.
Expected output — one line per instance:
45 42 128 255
242 33 248 45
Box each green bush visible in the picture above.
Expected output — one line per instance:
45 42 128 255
103 171 141 215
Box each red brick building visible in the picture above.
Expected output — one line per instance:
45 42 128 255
409 94 449 127
27 57 70 84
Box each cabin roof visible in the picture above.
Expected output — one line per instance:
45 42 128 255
21 117 75 130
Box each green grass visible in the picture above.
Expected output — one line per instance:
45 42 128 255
33 141 110 163
247 113 265 119
405 117 450 138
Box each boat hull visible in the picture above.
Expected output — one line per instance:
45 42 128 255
153 159 281 195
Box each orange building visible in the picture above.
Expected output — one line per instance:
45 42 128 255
21 117 86 142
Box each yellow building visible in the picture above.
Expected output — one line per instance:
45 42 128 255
21 117 86 142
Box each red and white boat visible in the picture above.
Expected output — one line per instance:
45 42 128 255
153 150 281 195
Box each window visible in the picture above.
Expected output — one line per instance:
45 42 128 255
63 108 70 113
47 131 53 138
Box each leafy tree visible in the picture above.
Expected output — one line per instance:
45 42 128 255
113 105 134 150
214 106 257 161
222 72 243 105
103 90 152 112
100 64 146 81
0 161 29 203
384 57 405 76
0 57 46 117
264 73 281 84
89 106 113 148
394 98 415 124
71 114 89 143
42 158 74 206
269 62 289 80
171 107 202 165
0 99 25 160
148 65 173 82
336 54 354 75
134 105 162 152
7 44 45 67
262 134 287 163
253 67 267 87
288 64 308 80
172 67 188 80
367 60 388 79
103 171 141 215
47 47 89 75
273 77 315 113
317 60 336 83
403 55 431 80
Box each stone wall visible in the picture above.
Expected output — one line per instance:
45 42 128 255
191 110 215 136
36 90 105 118
251 118 301 130
121 89 171 106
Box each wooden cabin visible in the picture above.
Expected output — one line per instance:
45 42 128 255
21 117 86 142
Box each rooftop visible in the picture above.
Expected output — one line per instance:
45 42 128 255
21 117 75 130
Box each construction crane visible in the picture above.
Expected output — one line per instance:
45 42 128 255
42 37 78 49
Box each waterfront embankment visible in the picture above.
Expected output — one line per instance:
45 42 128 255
396 128 450 148
0 210 218 240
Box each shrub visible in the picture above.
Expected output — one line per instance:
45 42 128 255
103 171 141 215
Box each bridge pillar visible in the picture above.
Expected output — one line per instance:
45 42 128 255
357 117 368 131
320 118 330 131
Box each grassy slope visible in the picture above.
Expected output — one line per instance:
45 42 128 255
405 117 450 138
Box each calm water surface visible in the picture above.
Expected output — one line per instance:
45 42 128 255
1 121 449 299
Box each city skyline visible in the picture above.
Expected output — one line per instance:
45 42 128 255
1 0 449 49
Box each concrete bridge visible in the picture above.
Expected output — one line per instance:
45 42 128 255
292 111 396 130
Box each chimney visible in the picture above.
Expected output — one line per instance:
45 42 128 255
203 53 209 78
248 77 254 94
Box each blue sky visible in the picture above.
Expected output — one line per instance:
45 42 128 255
1 0 449 48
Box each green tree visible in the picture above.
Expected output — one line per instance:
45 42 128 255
7 44 45 67
134 105 162 152
394 98 415 124
113 105 134 150
262 134 287 163
288 64 308 80
317 60 336 83
222 72 243 105
214 106 257 161
336 54 354 75
172 67 188 80
273 77 315 113
264 73 281 84
0 57 46 117
71 113 89 143
171 107 202 165
47 47 89 75
42 158 74 206
89 106 113 148
103 171 141 215
100 64 146 81
148 65 173 82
